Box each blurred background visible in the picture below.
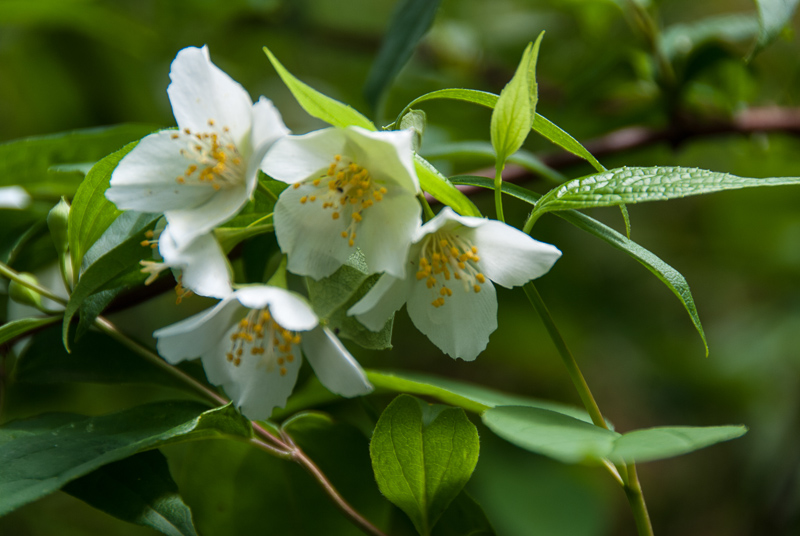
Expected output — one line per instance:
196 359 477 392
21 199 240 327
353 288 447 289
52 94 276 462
1 0 800 535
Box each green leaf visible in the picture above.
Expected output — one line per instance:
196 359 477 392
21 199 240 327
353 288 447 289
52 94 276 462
0 402 252 517
68 141 137 280
371 394 480 536
490 36 541 165
532 166 800 217
608 425 748 464
13 324 184 388
62 216 157 349
415 154 481 217
0 124 157 196
450 176 708 355
400 109 427 152
431 491 496 536
752 0 800 56
395 88 604 172
0 316 61 346
660 14 761 60
483 406 747 465
367 370 602 425
364 0 442 110
263 46 376 131
64 450 199 536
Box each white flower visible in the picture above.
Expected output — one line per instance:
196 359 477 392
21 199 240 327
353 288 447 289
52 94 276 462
348 208 562 361
0 186 31 210
262 126 421 279
140 224 232 301
154 285 373 420
106 45 288 249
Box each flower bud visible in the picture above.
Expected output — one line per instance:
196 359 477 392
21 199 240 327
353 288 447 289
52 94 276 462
8 273 45 311
400 109 426 153
47 197 70 255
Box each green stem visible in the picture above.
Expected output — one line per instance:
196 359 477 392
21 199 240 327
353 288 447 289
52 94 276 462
522 209 542 235
0 262 68 306
418 193 436 221
494 164 506 223
523 282 654 536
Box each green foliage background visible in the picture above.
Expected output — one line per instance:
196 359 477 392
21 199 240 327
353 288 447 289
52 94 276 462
1 0 799 534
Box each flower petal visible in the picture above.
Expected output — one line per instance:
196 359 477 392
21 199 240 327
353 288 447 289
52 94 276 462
250 96 290 154
406 277 498 361
233 286 318 332
346 127 420 194
469 220 562 288
302 327 372 397
159 229 232 299
261 128 346 184
106 131 216 213
167 46 253 144
352 189 420 278
348 272 414 331
165 183 249 248
0 186 31 209
154 295 241 364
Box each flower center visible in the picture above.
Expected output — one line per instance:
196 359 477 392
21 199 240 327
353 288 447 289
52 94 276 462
226 307 301 376
172 121 245 191
292 154 387 247
415 231 486 308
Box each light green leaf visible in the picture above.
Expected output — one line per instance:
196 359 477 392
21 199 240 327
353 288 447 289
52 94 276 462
609 425 748 464
482 406 619 464
367 370 602 425
364 0 442 109
0 124 157 195
0 316 61 346
490 37 541 165
395 88 605 172
62 216 157 349
415 154 481 217
483 406 747 465
68 141 137 279
450 175 708 355
263 46 376 131
64 450 199 536
371 395 480 536
752 0 800 56
0 402 252 517
532 166 800 217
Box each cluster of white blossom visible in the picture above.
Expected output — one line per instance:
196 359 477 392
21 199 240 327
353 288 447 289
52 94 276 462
105 46 562 420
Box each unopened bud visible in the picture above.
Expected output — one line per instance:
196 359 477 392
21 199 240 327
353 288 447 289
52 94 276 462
399 109 426 153
8 273 45 311
47 198 70 255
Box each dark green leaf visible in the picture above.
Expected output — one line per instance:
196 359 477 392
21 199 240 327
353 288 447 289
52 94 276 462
263 47 376 131
752 0 800 56
0 316 61 346
0 402 251 516
371 394 480 535
532 166 800 216
68 141 137 279
451 175 708 354
395 89 605 172
62 217 157 350
364 0 442 109
0 124 157 196
64 450 198 536
431 491 495 536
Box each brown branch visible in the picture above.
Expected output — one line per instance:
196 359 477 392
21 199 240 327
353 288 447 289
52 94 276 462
450 106 800 195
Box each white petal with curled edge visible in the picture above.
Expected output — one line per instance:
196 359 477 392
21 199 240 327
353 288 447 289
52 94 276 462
250 97 290 154
302 327 372 397
406 277 498 361
0 186 31 209
167 46 253 144
346 127 420 193
158 229 232 299
470 220 562 288
234 286 318 332
261 128 346 184
348 272 414 331
274 183 355 279
106 131 215 213
154 295 242 364
352 190 420 278
165 183 249 249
